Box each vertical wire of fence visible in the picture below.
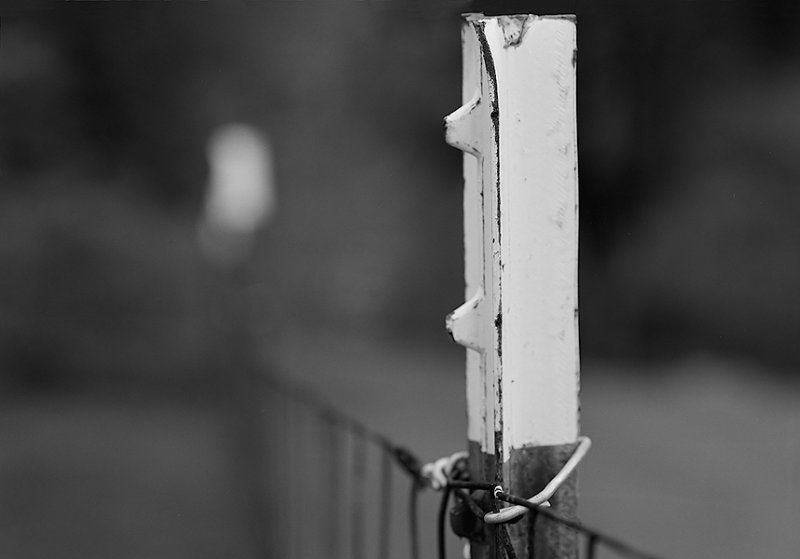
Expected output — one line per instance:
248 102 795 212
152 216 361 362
254 372 424 559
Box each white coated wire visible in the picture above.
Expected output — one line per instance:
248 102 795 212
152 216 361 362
484 436 592 524
420 451 469 490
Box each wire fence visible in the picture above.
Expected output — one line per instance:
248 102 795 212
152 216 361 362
256 370 664 559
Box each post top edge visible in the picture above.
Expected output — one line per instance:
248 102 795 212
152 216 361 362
461 13 576 23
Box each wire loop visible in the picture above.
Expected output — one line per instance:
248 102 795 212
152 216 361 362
421 451 469 490
484 436 592 525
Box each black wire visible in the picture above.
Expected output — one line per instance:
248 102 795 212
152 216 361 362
409 483 420 559
325 414 342 558
498 522 518 559
493 487 519 559
586 534 598 559
453 487 485 518
437 485 452 559
279 393 292 558
495 491 664 559
351 432 366 559
448 480 497 491
289 402 303 559
393 446 423 481
379 449 393 559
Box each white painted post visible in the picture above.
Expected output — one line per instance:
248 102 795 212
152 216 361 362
445 14 579 559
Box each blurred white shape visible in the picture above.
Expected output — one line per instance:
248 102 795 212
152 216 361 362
199 123 276 268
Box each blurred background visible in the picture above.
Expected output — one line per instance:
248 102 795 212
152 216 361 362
2 1 800 558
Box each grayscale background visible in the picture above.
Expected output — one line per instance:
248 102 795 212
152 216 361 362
1 1 799 558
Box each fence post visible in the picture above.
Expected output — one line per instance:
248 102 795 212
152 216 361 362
445 14 579 559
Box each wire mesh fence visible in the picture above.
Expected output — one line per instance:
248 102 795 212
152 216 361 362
254 370 665 559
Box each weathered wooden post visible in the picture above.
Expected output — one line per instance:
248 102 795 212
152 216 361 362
445 13 580 559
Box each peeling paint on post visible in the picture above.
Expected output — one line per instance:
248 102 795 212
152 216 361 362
445 13 579 559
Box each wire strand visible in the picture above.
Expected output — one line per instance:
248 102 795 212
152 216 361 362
379 448 393 559
409 483 420 559
437 485 452 559
351 432 367 559
586 534 598 559
325 414 342 558
495 490 664 559
498 523 518 559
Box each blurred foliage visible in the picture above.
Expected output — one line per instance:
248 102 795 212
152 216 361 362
2 0 800 392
